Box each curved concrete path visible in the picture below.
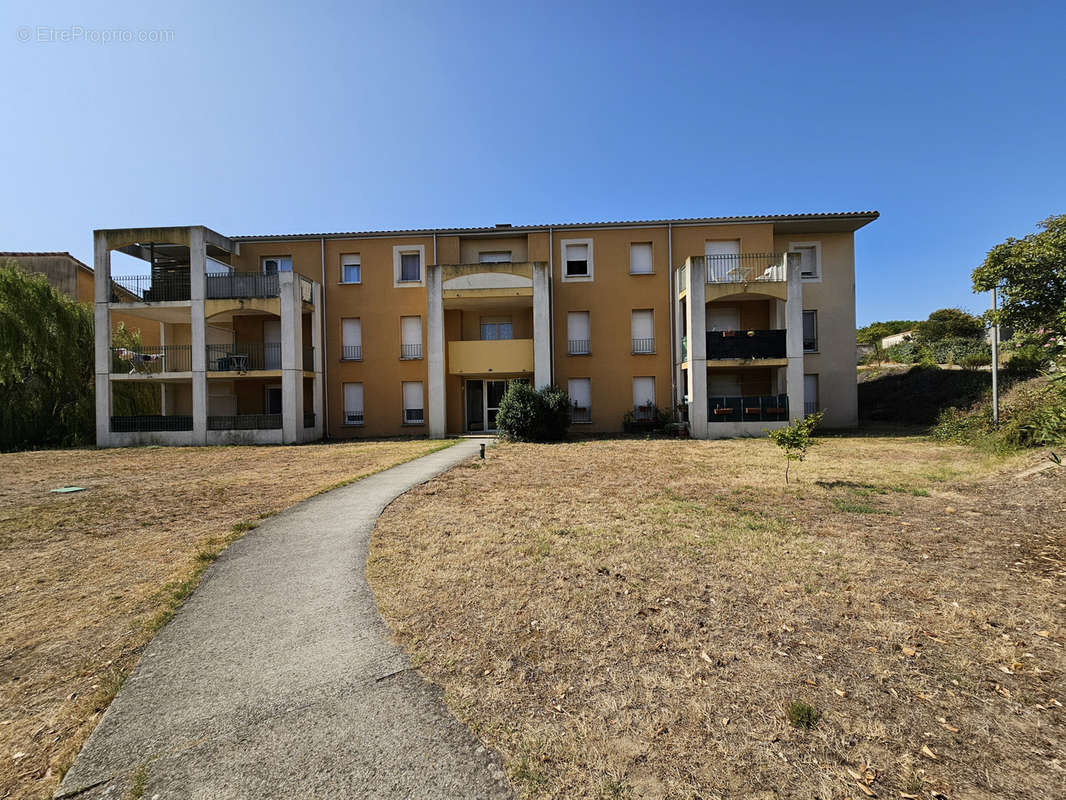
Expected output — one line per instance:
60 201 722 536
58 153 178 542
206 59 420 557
57 438 512 800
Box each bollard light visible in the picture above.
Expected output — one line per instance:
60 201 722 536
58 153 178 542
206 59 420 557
480 443 485 459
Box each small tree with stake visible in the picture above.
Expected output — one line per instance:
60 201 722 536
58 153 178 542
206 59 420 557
766 412 824 484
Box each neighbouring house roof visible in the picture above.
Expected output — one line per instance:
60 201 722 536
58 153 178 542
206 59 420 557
230 210 880 242
0 251 92 272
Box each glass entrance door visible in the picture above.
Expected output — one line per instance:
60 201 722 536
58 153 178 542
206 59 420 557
485 380 507 431
466 379 484 432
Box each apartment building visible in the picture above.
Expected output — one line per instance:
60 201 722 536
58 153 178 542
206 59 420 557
92 211 877 445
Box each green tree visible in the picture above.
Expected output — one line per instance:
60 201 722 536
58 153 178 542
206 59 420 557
856 320 919 345
915 308 984 343
766 412 823 484
0 261 94 449
972 214 1066 337
495 382 571 442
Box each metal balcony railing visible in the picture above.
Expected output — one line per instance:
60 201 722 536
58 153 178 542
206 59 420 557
206 343 281 371
631 404 657 422
404 408 425 424
400 344 422 360
708 394 789 423
570 406 591 423
632 337 655 354
707 330 786 360
111 345 192 374
111 415 193 432
205 271 280 299
706 253 786 284
341 345 362 361
804 401 819 417
568 339 590 355
207 414 282 430
344 410 364 425
112 273 191 302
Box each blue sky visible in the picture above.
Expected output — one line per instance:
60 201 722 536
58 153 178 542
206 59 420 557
1 0 1062 325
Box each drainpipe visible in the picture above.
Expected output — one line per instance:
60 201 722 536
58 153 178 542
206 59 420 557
548 227 555 385
320 237 328 439
667 222 675 408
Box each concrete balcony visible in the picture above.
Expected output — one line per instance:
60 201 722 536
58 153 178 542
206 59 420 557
447 339 534 376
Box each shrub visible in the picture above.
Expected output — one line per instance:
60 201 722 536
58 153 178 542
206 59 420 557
884 341 921 364
858 365 993 426
495 383 571 442
786 700 821 729
766 411 823 484
622 403 675 433
1004 342 1052 377
931 376 1066 449
926 336 991 365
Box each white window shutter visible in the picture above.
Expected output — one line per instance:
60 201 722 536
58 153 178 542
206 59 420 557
401 316 421 346
631 310 654 340
630 243 653 273
632 377 655 408
342 318 362 347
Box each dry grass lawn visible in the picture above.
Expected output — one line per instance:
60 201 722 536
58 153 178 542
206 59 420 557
0 438 451 800
370 435 1066 799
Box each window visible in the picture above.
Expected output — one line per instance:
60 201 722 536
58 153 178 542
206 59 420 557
343 383 364 425
633 376 656 420
400 316 422 359
402 381 424 424
705 240 740 282
631 310 654 353
480 316 513 341
804 374 819 416
392 244 425 287
261 256 292 274
568 378 591 423
341 254 361 284
478 251 512 263
342 318 362 360
561 238 594 281
802 310 818 352
567 311 590 355
630 242 653 274
790 242 821 281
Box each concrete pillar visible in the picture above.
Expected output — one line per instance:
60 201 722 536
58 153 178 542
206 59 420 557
189 227 208 444
683 257 708 438
532 261 551 389
311 281 324 440
93 231 112 446
280 272 304 443
426 264 446 438
784 252 804 422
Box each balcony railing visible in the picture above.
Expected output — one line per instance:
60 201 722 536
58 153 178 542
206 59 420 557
111 415 193 432
631 404 657 422
568 339 590 355
632 337 655 354
206 343 281 371
341 345 362 361
206 271 280 299
570 406 591 424
112 273 190 302
706 253 786 284
207 414 282 430
404 408 425 424
344 410 364 425
401 344 422 360
303 346 314 372
111 345 192 374
707 330 786 360
708 393 789 423
804 401 819 417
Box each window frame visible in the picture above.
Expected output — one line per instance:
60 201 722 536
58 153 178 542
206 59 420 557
560 237 594 282
400 315 423 360
392 244 426 287
567 377 592 424
802 309 819 353
789 241 822 282
343 382 364 426
340 253 361 285
261 255 292 275
341 317 362 361
629 242 654 275
567 310 591 355
402 381 425 425
631 309 655 354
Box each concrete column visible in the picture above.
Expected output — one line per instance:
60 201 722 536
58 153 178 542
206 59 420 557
532 261 551 389
684 257 708 438
785 252 804 422
93 231 112 446
189 227 208 444
311 281 324 440
280 272 304 443
426 264 446 439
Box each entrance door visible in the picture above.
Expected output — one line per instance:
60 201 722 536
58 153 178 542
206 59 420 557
466 380 484 432
265 385 282 415
485 380 507 431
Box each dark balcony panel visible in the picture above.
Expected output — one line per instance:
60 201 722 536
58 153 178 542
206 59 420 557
303 412 315 429
207 414 282 430
707 329 786 360
110 415 193 432
303 346 314 371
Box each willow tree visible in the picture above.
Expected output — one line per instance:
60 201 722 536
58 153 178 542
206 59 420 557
0 261 94 449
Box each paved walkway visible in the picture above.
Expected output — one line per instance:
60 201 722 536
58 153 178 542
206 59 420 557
57 438 512 800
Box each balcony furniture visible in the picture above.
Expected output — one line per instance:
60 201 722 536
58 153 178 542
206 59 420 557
115 348 164 375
